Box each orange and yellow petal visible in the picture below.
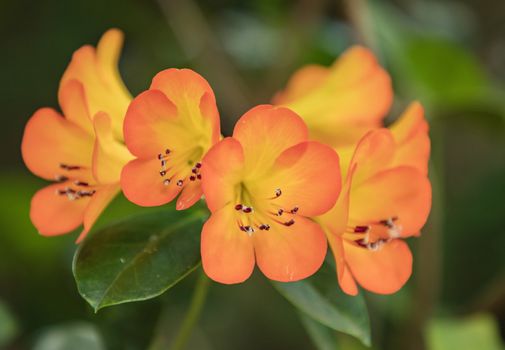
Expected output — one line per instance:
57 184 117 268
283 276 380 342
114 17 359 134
201 208 255 284
350 166 432 237
60 28 131 140
256 141 341 217
349 129 396 184
253 216 327 282
327 235 358 296
30 182 90 236
201 137 245 212
92 112 133 184
77 183 120 243
21 107 94 182
276 46 393 148
150 68 220 143
120 158 182 207
272 64 329 104
390 102 430 175
233 105 308 176
344 239 413 294
123 90 180 158
176 180 203 211
58 80 93 135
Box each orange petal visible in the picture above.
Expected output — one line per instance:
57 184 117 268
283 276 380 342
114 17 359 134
60 29 131 140
77 184 120 243
58 80 93 135
201 137 245 212
120 158 181 207
253 216 327 282
123 90 179 158
201 207 255 284
276 46 393 148
256 141 341 217
344 239 413 294
327 235 359 296
350 166 432 237
349 129 395 184
149 69 220 147
233 105 308 175
272 64 329 104
21 108 94 181
176 180 203 211
30 181 90 236
92 112 133 184
390 102 430 175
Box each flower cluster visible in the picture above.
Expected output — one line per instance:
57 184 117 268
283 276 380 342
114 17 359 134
22 29 431 295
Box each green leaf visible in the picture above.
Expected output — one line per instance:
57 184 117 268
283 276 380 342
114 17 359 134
0 300 18 347
299 313 340 350
273 263 371 346
73 202 208 311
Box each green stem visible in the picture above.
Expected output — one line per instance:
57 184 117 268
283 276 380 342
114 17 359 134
169 270 211 350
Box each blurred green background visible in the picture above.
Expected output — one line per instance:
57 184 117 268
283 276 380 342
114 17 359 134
1 0 504 349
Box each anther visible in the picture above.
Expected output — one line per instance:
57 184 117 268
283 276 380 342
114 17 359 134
176 180 183 187
283 219 295 226
354 225 370 233
235 204 243 211
197 174 202 180
160 170 167 176
60 163 80 171
277 209 284 216
259 224 270 231
240 225 254 235
74 181 89 187
157 154 163 160
189 176 196 181
165 149 171 155
55 175 68 183
161 160 166 167
195 162 202 168
163 179 170 186
242 206 253 213
191 168 198 174
290 206 299 214
274 188 282 197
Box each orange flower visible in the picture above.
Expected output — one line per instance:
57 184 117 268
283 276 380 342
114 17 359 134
318 102 431 295
21 29 133 242
120 68 221 210
200 105 341 284
273 46 393 149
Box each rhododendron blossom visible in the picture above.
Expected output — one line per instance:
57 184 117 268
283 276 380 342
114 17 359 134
120 68 221 210
318 102 431 295
200 105 341 284
21 29 133 241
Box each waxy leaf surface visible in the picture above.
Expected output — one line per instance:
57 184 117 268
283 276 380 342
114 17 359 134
73 203 208 311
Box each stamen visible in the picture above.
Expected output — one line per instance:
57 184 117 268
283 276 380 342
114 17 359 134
197 174 202 180
274 188 282 197
191 168 198 174
161 160 166 167
176 180 183 187
59 163 80 171
74 181 89 187
235 204 243 211
55 175 68 183
157 154 163 160
160 170 167 176
195 162 202 168
189 176 196 181
165 149 171 155
258 224 270 231
276 209 284 216
242 206 253 213
290 206 299 214
354 225 370 233
283 219 295 226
